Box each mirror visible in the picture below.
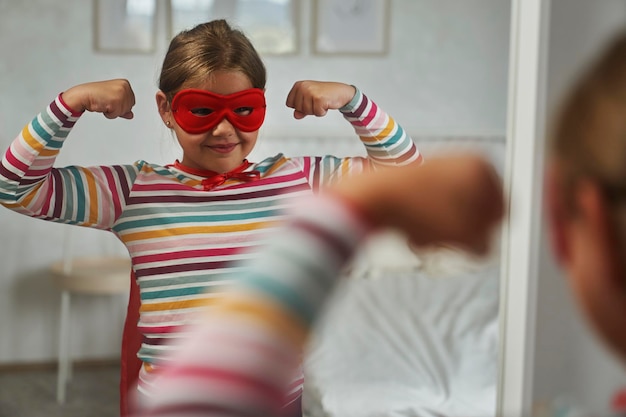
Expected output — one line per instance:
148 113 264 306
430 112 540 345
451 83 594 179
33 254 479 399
0 0 511 415
500 1 626 416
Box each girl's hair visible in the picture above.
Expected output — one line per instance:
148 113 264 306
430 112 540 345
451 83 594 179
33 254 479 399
158 19 267 101
550 30 626 211
550 30 626 261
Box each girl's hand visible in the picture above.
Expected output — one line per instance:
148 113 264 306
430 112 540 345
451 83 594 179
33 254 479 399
333 155 506 256
286 81 356 120
61 79 136 119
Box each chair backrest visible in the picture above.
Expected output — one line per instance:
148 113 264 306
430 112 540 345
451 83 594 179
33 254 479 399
50 226 131 294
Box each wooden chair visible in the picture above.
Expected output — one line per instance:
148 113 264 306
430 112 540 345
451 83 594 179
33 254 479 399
50 256 131 404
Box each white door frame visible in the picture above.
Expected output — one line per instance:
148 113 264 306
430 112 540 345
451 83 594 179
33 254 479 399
497 0 551 416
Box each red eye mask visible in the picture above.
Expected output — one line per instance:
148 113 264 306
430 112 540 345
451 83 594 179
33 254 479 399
171 88 266 134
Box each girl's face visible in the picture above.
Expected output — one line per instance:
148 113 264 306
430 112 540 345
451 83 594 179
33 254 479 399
157 70 261 173
547 163 626 360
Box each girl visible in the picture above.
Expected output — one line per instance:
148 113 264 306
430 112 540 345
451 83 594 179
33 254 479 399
0 19 420 415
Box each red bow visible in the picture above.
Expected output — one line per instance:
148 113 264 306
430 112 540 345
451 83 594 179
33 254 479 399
171 160 261 191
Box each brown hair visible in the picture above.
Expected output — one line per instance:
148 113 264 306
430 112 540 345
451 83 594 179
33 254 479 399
158 19 267 101
550 31 626 211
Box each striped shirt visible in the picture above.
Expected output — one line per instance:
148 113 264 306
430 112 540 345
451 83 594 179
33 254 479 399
0 87 420 402
134 193 372 417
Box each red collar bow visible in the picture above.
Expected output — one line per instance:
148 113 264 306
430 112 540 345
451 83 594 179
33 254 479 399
172 160 261 191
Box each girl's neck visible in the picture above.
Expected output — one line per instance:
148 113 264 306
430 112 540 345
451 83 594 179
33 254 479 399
173 159 251 177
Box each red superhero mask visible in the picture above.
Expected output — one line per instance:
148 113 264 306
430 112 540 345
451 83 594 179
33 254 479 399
171 88 266 134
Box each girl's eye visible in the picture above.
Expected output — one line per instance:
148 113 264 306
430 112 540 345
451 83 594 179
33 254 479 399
234 107 253 116
190 107 213 116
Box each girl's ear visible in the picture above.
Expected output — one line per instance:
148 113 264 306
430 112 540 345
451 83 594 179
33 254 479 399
156 91 172 126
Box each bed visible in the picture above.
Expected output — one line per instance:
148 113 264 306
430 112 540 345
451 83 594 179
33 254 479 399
302 231 501 417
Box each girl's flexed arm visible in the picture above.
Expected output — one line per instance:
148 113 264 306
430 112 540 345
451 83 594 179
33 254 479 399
286 80 420 168
286 81 421 189
0 79 138 229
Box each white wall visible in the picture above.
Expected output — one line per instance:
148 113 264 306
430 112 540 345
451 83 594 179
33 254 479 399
0 0 510 363
532 0 626 413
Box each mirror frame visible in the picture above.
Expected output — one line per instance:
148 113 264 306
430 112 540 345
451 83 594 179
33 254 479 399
497 0 551 415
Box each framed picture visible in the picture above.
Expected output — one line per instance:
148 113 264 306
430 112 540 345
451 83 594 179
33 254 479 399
93 0 157 53
312 0 390 55
169 0 300 55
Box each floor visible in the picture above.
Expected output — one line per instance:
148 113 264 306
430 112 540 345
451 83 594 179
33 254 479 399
0 363 120 417
0 362 323 417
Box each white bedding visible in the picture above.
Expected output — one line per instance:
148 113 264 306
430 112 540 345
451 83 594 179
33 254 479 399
303 261 500 417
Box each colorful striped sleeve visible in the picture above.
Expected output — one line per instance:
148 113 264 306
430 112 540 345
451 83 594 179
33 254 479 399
0 95 138 229
341 87 421 167
297 87 422 189
133 194 373 417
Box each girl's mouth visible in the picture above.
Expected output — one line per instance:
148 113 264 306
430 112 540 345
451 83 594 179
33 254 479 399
208 143 238 154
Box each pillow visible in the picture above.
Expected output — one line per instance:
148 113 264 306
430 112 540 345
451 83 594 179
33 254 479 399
348 230 422 279
349 228 500 279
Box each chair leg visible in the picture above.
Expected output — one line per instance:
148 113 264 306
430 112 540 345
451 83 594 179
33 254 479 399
66 321 73 382
57 290 71 404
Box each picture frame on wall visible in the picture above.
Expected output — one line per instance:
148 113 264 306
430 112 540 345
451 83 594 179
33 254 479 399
93 0 157 54
312 0 390 55
169 0 300 55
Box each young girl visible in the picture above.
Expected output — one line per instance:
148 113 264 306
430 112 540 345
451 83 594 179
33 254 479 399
0 19 420 415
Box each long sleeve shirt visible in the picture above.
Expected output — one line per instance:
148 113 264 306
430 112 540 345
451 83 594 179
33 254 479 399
0 87 420 402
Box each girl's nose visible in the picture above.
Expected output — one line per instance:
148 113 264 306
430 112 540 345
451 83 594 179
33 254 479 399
211 117 235 136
